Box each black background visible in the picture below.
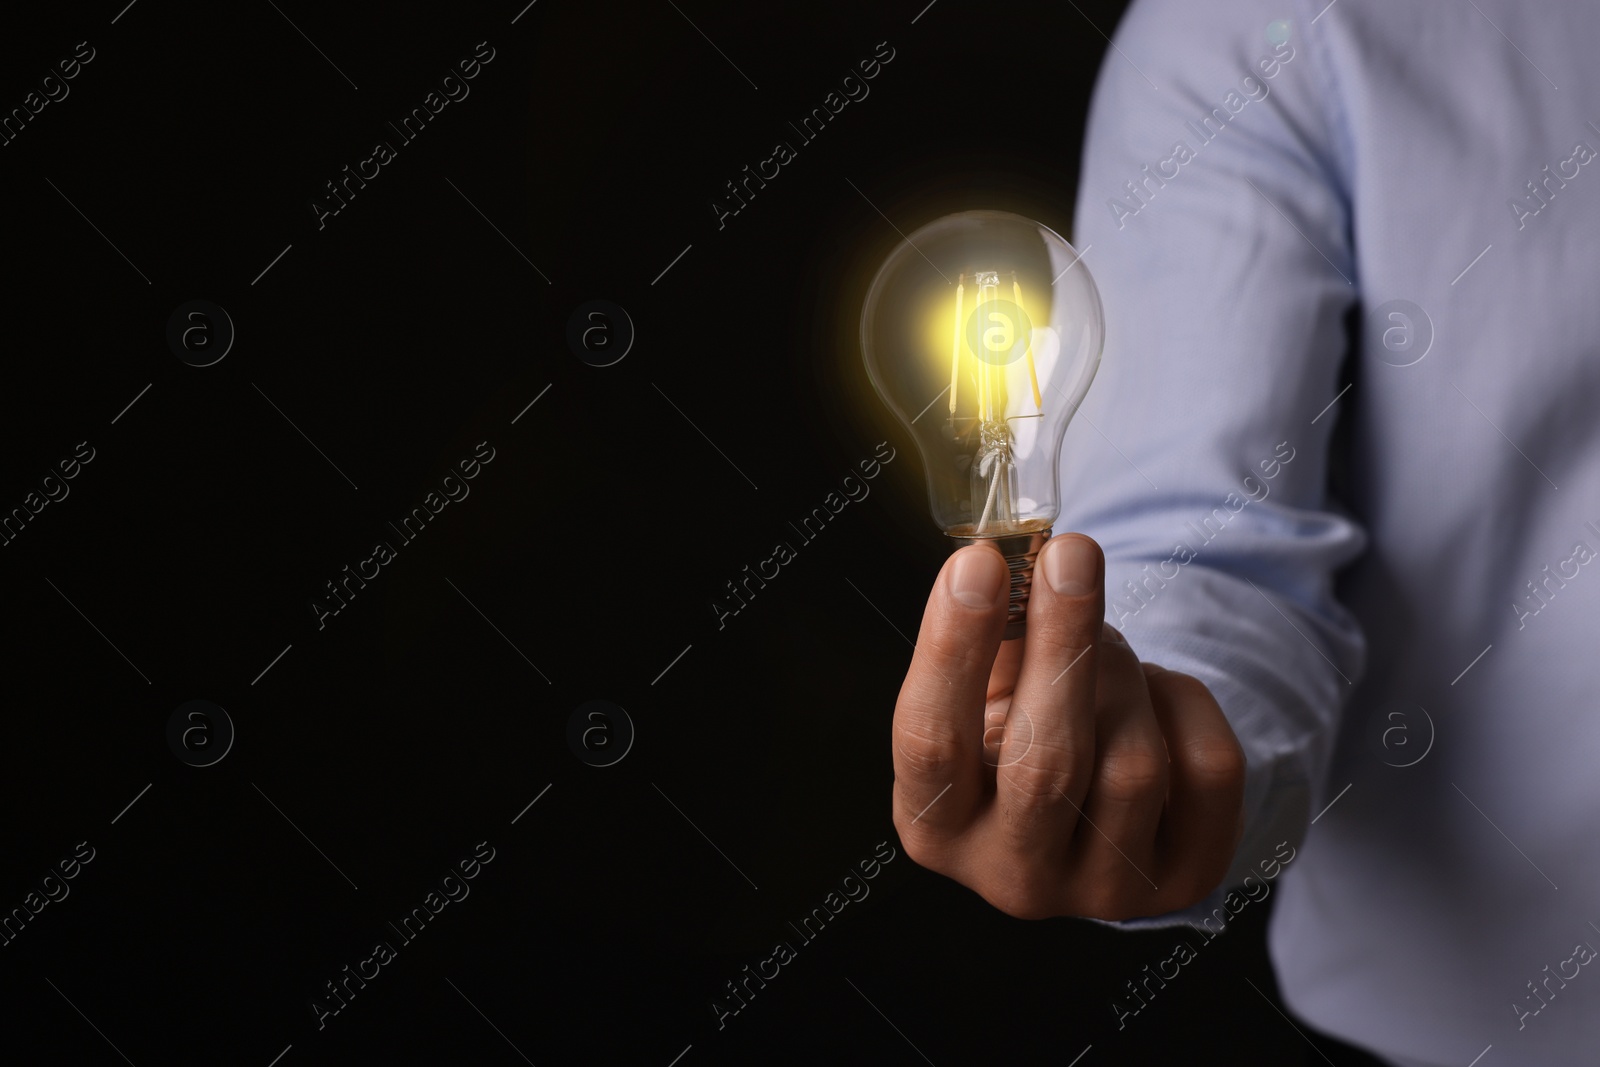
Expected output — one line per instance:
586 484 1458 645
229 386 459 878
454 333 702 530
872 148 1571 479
1 1 1338 1063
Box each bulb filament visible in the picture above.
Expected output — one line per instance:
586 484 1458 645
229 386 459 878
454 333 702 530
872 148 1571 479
948 270 1042 535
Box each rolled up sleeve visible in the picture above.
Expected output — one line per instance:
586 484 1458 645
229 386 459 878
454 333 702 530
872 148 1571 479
1060 0 1367 913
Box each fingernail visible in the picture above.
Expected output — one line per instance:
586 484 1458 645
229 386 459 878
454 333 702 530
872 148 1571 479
948 547 1007 609
1042 536 1098 596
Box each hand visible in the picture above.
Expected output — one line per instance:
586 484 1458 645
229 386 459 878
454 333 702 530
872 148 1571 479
889 534 1246 920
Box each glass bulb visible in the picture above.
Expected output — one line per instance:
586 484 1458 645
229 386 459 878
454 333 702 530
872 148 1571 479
860 210 1105 637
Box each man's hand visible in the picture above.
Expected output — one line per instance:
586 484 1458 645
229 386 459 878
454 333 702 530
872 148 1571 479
890 534 1246 921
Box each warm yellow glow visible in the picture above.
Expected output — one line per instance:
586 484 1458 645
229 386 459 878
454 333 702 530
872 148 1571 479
948 279 964 415
1013 277 1043 410
919 270 1047 423
975 282 988 418
977 279 1007 421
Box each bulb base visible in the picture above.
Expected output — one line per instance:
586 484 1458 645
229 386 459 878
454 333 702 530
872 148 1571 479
947 526 1052 640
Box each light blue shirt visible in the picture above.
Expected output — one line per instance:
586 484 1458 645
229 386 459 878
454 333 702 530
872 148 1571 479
1063 1 1600 1063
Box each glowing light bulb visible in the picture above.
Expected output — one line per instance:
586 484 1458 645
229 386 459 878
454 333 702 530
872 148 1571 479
861 210 1105 637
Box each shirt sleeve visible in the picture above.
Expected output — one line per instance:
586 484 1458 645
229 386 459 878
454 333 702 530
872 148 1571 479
1059 0 1367 913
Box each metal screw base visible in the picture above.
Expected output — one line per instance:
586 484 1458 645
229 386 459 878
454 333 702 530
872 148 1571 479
946 526 1052 640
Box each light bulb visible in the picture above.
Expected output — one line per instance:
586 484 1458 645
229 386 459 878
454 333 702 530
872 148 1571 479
861 210 1105 638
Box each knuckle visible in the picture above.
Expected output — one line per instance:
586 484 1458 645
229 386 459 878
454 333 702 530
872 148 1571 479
1092 749 1168 805
892 716 967 778
1001 753 1074 802
920 618 998 678
1096 639 1143 683
1181 734 1247 791
993 793 1064 848
1031 605 1102 659
993 766 1087 854
996 753 1092 830
1152 668 1216 706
